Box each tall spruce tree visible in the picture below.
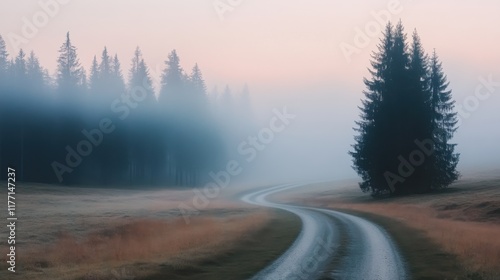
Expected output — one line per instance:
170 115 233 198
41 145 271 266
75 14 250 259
429 50 459 189
407 30 433 192
25 50 50 182
56 32 84 94
126 47 158 184
351 22 393 194
351 21 459 196
53 32 86 184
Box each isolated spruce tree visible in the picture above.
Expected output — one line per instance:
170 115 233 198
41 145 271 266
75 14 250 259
350 22 394 194
351 21 459 195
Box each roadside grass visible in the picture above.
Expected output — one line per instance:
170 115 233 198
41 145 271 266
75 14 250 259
0 207 300 280
328 203 500 280
1 211 267 279
336 208 468 280
0 183 301 280
139 209 301 280
283 176 500 280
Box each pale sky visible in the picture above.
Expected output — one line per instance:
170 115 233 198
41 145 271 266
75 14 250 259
1 1 498 88
1 0 499 181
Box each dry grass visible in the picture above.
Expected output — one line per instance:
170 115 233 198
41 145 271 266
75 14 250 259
329 203 500 279
280 175 500 279
0 183 272 280
2 212 269 280
45 214 266 265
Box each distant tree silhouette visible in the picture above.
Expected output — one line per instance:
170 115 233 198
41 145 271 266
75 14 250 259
0 36 7 159
351 21 459 196
13 50 27 81
53 33 87 183
238 84 253 127
158 50 224 185
126 47 157 184
0 35 8 78
56 32 85 94
26 51 48 90
219 85 234 137
99 47 112 80
189 63 208 112
112 54 126 95
89 55 99 93
159 49 186 111
0 32 234 187
221 85 233 113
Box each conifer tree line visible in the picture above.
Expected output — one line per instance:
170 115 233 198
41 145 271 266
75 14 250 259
351 21 459 196
0 32 252 186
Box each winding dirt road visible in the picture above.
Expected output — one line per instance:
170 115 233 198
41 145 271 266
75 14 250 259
241 183 408 280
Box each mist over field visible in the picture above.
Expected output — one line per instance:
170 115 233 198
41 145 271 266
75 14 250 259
0 1 498 187
1 1 500 279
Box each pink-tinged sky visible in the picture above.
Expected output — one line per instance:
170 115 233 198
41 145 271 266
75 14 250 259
1 0 499 180
0 0 498 90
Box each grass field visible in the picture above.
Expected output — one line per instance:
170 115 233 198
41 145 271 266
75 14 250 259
278 172 500 280
4 175 498 279
0 183 301 280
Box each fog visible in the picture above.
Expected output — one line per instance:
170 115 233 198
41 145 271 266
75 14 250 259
243 74 500 184
0 1 499 187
